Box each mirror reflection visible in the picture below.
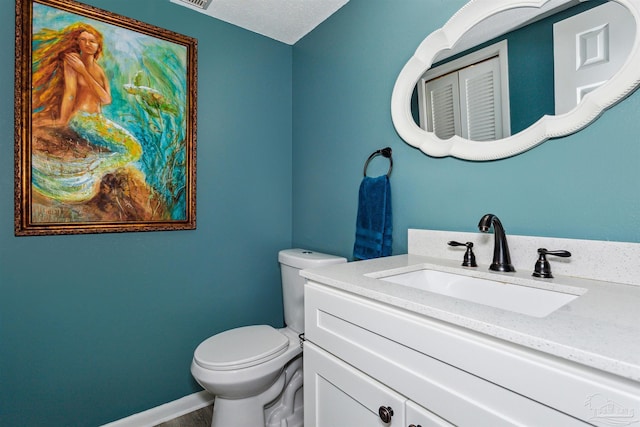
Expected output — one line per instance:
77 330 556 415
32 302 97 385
411 0 635 141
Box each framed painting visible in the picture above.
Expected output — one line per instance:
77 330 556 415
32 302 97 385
15 0 197 236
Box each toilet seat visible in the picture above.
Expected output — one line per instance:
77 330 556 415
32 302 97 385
194 325 289 371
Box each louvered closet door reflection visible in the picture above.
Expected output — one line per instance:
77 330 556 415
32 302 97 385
425 73 461 140
425 56 503 141
459 56 503 141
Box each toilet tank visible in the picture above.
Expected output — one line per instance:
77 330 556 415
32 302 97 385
278 249 347 333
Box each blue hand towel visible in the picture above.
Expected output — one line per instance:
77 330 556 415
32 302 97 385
353 175 392 260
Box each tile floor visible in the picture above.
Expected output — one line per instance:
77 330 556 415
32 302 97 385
154 404 213 427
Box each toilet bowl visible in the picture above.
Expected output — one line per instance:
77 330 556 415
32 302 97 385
191 249 347 427
191 326 302 426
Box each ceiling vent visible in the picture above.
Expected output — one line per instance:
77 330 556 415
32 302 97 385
177 0 213 9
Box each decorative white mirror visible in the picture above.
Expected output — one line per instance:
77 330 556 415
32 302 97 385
391 0 640 160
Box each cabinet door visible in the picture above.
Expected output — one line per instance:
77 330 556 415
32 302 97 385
406 401 454 427
304 341 406 427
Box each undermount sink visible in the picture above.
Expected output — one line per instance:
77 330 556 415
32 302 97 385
379 269 580 317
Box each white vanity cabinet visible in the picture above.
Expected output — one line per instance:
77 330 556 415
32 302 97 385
305 340 453 426
303 280 638 427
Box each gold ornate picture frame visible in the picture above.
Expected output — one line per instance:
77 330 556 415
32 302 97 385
15 0 197 235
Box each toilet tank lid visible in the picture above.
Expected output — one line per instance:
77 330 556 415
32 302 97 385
279 249 347 269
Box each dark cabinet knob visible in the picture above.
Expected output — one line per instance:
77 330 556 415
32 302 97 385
408 425 423 427
378 406 394 423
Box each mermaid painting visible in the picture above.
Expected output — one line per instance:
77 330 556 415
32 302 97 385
17 0 197 235
16 0 196 234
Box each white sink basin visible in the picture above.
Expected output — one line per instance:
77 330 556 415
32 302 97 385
379 269 580 317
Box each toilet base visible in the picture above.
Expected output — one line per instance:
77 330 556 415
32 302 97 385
210 356 303 427
265 357 304 427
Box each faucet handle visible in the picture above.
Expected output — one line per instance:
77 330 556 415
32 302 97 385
448 241 478 267
532 248 571 278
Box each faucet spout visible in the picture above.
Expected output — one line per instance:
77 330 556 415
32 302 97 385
478 214 515 272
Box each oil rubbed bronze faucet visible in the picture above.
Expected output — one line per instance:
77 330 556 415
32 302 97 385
478 214 515 272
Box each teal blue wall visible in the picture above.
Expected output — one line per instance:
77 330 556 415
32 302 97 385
3 0 640 425
292 0 640 259
0 1 292 426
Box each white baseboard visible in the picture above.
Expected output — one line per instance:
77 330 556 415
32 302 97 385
101 390 214 427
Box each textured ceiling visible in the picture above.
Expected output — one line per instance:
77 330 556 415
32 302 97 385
169 0 350 45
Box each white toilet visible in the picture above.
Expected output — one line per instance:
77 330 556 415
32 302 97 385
191 249 347 427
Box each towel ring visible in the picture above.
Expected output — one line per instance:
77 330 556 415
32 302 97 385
363 147 393 177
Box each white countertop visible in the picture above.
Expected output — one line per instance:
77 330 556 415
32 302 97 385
301 254 640 382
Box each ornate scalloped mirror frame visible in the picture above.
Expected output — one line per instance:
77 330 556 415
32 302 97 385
391 0 640 161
